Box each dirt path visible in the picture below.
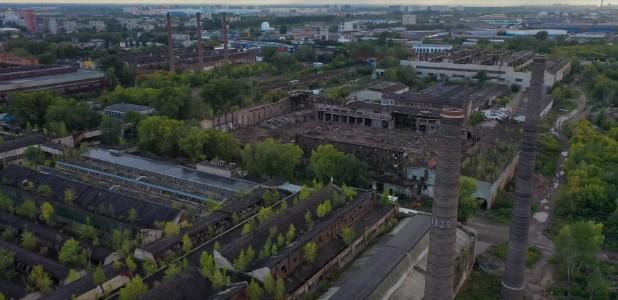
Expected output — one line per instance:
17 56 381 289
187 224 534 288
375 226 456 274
467 87 588 300
526 86 588 300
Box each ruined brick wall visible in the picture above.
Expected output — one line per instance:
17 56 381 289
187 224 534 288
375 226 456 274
271 193 376 280
201 98 292 131
295 134 406 176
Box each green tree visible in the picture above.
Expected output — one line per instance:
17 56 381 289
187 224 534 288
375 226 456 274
298 185 311 201
201 77 248 114
143 260 158 276
128 208 138 224
468 112 485 126
23 147 46 166
182 234 193 254
45 99 99 134
264 273 276 296
0 250 15 280
309 144 368 186
534 30 548 41
304 210 313 226
257 206 274 225
99 115 122 145
118 275 148 300
241 138 302 179
242 222 253 236
164 262 181 280
261 47 277 62
295 45 316 62
274 277 285 300
273 52 300 73
65 269 81 284
63 189 74 206
248 279 264 300
303 242 317 264
39 201 54 224
126 257 137 276
58 239 87 268
341 227 355 245
163 222 180 237
341 184 357 200
277 233 285 247
555 221 604 282
36 185 52 197
458 177 479 224
78 220 98 244
7 91 56 128
384 66 416 86
0 192 13 213
178 126 209 162
137 116 184 156
199 251 215 275
93 265 106 285
20 230 38 251
16 199 37 220
380 189 391 207
262 189 280 206
285 224 296 244
586 267 610 300
28 265 52 294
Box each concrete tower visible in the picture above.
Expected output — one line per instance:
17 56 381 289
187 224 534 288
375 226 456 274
501 56 546 300
424 109 465 300
222 13 229 60
196 12 204 71
166 12 175 73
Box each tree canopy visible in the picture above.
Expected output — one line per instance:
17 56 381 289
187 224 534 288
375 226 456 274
241 138 302 180
309 144 368 187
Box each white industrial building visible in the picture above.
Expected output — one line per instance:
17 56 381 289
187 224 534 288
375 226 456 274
410 43 453 54
400 59 571 89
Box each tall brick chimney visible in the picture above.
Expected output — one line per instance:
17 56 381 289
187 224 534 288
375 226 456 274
222 12 229 60
196 12 204 71
167 12 175 73
424 109 465 300
501 56 546 300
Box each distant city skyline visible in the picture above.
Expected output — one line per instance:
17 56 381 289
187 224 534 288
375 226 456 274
0 0 608 6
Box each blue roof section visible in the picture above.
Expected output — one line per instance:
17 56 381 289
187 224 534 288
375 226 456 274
82 149 258 193
57 161 210 202
472 180 492 201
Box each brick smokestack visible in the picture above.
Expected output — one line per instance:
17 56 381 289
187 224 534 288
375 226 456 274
424 109 465 300
222 12 229 60
167 12 175 73
501 56 546 300
196 12 204 71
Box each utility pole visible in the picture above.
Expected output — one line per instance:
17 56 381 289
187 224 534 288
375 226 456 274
424 109 465 300
501 56 546 300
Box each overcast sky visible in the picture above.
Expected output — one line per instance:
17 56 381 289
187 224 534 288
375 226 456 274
0 0 606 6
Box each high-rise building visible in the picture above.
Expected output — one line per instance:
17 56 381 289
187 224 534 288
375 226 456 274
402 15 417 25
48 17 58 35
21 10 37 33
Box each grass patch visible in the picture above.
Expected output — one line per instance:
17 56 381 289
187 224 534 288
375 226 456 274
492 242 542 268
483 188 513 224
456 269 501 300
536 135 561 177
